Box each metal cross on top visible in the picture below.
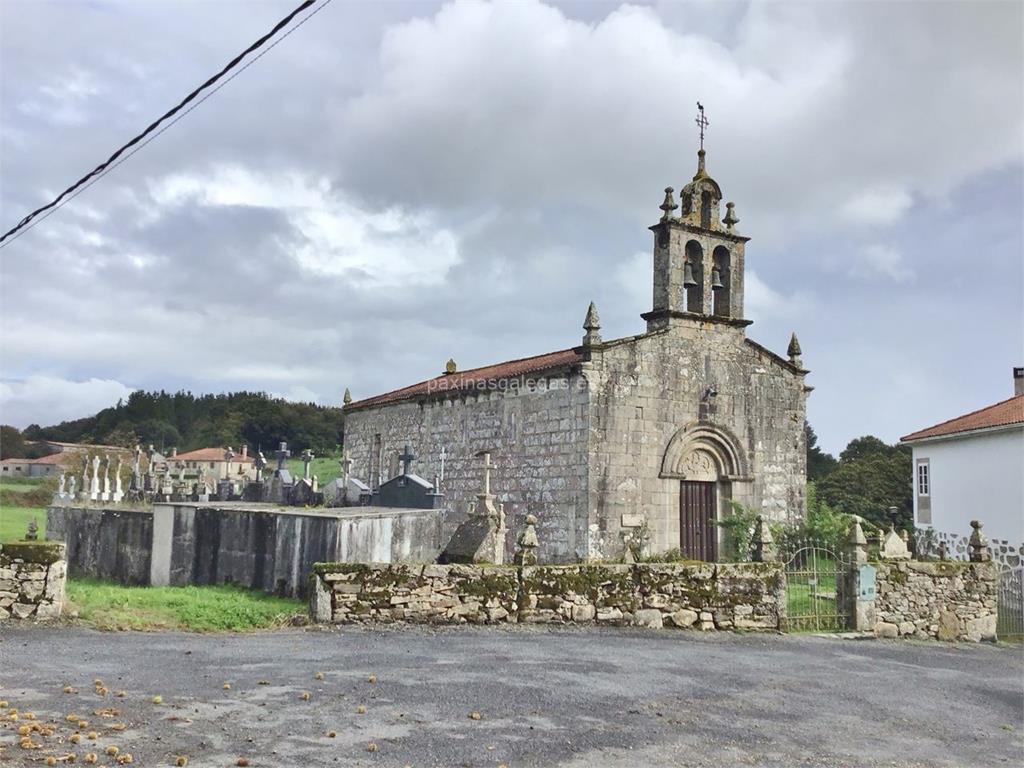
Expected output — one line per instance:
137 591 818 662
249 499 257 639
695 101 709 150
399 445 416 476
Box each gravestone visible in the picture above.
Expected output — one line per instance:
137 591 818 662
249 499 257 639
372 445 443 509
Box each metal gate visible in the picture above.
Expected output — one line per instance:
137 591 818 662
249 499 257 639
782 542 852 632
997 566 1024 643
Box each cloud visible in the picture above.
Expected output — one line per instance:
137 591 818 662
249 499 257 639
0 377 135 429
839 186 914 226
849 244 915 284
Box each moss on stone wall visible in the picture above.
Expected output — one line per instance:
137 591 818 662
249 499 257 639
0 541 65 566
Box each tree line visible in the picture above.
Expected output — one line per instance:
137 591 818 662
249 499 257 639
806 423 913 532
2 390 342 458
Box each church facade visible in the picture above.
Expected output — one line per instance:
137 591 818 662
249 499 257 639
342 148 810 563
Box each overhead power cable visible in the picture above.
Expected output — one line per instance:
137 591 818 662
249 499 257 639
0 0 328 247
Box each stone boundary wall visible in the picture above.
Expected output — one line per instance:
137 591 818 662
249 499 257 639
873 560 997 642
0 541 67 621
310 561 785 630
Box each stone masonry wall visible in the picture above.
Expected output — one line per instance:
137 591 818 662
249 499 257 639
311 561 784 630
873 560 998 642
344 379 590 563
584 324 807 558
0 541 67 622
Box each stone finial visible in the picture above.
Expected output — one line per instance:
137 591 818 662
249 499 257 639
25 518 39 541
847 515 867 564
938 542 949 561
343 388 352 405
659 186 678 221
723 201 739 231
445 358 457 374
750 515 777 562
582 301 602 346
515 514 539 566
969 520 992 562
880 523 910 560
787 333 802 367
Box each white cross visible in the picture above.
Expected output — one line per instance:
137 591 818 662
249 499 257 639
482 451 493 496
439 446 447 482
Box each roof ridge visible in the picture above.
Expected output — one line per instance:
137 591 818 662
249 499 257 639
901 393 1024 442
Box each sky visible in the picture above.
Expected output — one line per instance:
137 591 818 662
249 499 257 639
0 0 1021 455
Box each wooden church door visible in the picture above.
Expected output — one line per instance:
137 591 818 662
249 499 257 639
679 481 717 562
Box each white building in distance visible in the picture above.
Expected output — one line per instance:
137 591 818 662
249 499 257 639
901 368 1024 566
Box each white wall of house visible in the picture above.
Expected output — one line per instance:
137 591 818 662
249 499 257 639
911 426 1024 546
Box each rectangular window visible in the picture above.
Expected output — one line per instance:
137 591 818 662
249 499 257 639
916 460 930 496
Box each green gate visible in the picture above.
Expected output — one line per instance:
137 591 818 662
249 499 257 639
782 542 852 632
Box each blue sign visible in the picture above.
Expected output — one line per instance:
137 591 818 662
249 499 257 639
858 564 877 600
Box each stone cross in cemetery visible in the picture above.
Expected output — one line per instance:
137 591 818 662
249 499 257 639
113 458 124 502
254 451 268 482
224 447 235 480
145 444 157 492
301 449 315 480
439 446 447 484
90 455 101 499
58 473 66 496
340 452 353 486
480 450 494 496
101 455 111 501
68 475 77 497
399 445 415 476
438 449 507 565
133 444 142 477
79 455 89 500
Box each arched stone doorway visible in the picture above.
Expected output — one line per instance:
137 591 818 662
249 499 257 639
660 423 750 561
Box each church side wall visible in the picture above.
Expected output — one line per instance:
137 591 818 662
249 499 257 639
583 324 807 560
343 380 591 563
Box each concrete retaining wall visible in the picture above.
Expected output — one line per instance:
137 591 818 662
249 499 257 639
0 541 66 621
47 503 447 598
310 561 785 629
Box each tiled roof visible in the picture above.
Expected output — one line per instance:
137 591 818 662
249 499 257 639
346 348 584 410
172 448 254 463
901 394 1024 442
0 453 71 465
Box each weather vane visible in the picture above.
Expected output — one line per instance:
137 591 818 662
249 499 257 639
695 102 709 150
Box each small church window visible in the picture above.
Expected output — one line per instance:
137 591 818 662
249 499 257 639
701 191 712 229
917 460 930 496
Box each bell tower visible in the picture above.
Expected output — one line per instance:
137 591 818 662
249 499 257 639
642 104 750 332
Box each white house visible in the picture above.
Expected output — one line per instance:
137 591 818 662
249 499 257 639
901 369 1024 566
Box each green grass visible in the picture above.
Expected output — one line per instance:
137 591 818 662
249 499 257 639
66 579 304 632
0 505 46 542
285 454 342 484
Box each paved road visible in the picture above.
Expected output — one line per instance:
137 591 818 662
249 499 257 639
1 625 1021 767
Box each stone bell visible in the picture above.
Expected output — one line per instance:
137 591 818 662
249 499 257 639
711 265 725 291
683 260 697 288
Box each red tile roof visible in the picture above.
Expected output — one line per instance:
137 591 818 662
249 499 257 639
901 394 1024 442
346 348 584 410
172 448 254 463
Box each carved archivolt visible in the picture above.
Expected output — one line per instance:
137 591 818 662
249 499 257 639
660 423 748 480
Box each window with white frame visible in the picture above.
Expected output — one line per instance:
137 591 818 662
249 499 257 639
916 460 930 496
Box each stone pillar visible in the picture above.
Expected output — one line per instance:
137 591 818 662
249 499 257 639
750 515 777 562
968 520 992 562
846 516 876 632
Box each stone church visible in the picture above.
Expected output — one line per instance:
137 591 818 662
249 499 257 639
342 145 810 563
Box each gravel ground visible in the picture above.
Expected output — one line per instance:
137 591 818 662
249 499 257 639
1 624 1021 767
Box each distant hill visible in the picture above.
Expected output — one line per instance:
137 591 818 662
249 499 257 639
11 390 342 456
